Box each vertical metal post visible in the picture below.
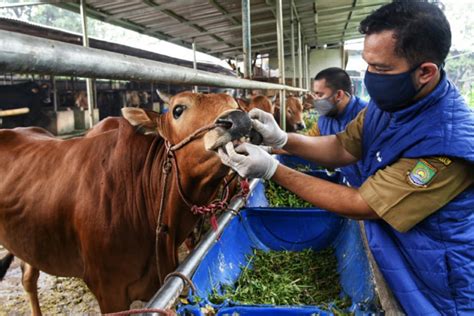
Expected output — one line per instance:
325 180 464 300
276 0 286 131
192 39 198 93
150 82 154 107
234 55 239 78
290 0 296 87
80 0 95 128
304 44 311 90
242 0 252 79
297 21 303 89
51 75 58 112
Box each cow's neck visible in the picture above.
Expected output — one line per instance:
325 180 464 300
177 147 227 203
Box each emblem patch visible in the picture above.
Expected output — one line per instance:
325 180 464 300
408 159 437 187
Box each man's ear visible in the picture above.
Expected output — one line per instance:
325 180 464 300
417 62 439 85
122 107 161 135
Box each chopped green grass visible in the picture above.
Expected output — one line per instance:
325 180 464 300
264 180 314 208
209 248 351 310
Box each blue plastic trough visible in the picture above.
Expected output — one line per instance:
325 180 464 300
174 167 381 315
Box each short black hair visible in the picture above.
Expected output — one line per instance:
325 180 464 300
359 1 451 67
314 67 352 94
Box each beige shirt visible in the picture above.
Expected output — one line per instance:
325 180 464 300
336 108 474 232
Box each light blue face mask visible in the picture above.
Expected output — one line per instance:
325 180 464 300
313 94 339 117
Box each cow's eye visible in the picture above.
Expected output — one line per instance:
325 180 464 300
173 105 186 119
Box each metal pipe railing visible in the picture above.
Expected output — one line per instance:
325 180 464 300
80 0 95 128
276 0 286 131
290 0 296 87
241 0 252 79
0 30 307 92
145 179 260 311
297 22 303 89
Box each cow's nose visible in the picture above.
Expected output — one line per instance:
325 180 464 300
216 110 252 139
296 121 306 131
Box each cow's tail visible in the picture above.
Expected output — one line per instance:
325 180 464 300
0 252 14 280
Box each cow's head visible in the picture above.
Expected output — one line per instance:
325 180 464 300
275 96 305 132
302 93 316 111
122 91 257 156
30 82 51 104
236 95 275 114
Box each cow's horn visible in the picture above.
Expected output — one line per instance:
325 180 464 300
156 89 172 104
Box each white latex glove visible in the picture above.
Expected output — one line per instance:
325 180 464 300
260 145 273 154
218 142 279 180
249 108 288 149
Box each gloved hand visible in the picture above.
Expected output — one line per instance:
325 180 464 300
260 145 273 154
218 142 279 180
249 108 288 149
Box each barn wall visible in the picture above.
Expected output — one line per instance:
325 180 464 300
268 47 344 84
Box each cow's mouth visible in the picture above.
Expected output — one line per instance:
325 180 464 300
204 110 262 151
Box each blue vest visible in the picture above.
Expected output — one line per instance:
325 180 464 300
318 96 367 187
361 72 474 315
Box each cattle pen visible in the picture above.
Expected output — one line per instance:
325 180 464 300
0 1 399 315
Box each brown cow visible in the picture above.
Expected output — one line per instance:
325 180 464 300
0 91 253 314
236 94 276 114
302 93 316 111
274 95 306 132
74 90 88 110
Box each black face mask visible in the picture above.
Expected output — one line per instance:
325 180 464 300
364 64 427 112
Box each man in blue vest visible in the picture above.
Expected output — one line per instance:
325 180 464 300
309 67 367 187
218 2 474 314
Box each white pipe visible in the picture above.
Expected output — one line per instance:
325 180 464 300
80 0 95 128
276 0 286 131
0 30 306 92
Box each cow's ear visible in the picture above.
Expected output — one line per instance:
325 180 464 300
236 98 249 111
270 94 277 103
122 107 161 135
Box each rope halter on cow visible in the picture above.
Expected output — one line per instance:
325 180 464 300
155 118 250 284
158 122 231 231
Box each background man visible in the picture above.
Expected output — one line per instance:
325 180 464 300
309 67 367 186
219 2 474 314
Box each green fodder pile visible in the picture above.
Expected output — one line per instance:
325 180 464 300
264 180 313 208
210 248 351 310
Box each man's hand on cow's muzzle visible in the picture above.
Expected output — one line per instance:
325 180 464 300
218 142 279 180
249 108 288 149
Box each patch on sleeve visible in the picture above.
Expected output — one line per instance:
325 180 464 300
407 159 438 187
436 156 452 166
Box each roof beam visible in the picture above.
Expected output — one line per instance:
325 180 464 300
168 17 291 43
208 0 241 25
318 1 388 16
53 2 214 54
210 37 294 54
140 0 236 49
145 4 272 35
342 0 357 39
104 1 188 22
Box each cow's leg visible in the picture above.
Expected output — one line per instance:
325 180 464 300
20 262 42 316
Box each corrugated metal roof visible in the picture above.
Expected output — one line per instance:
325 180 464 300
56 0 391 59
